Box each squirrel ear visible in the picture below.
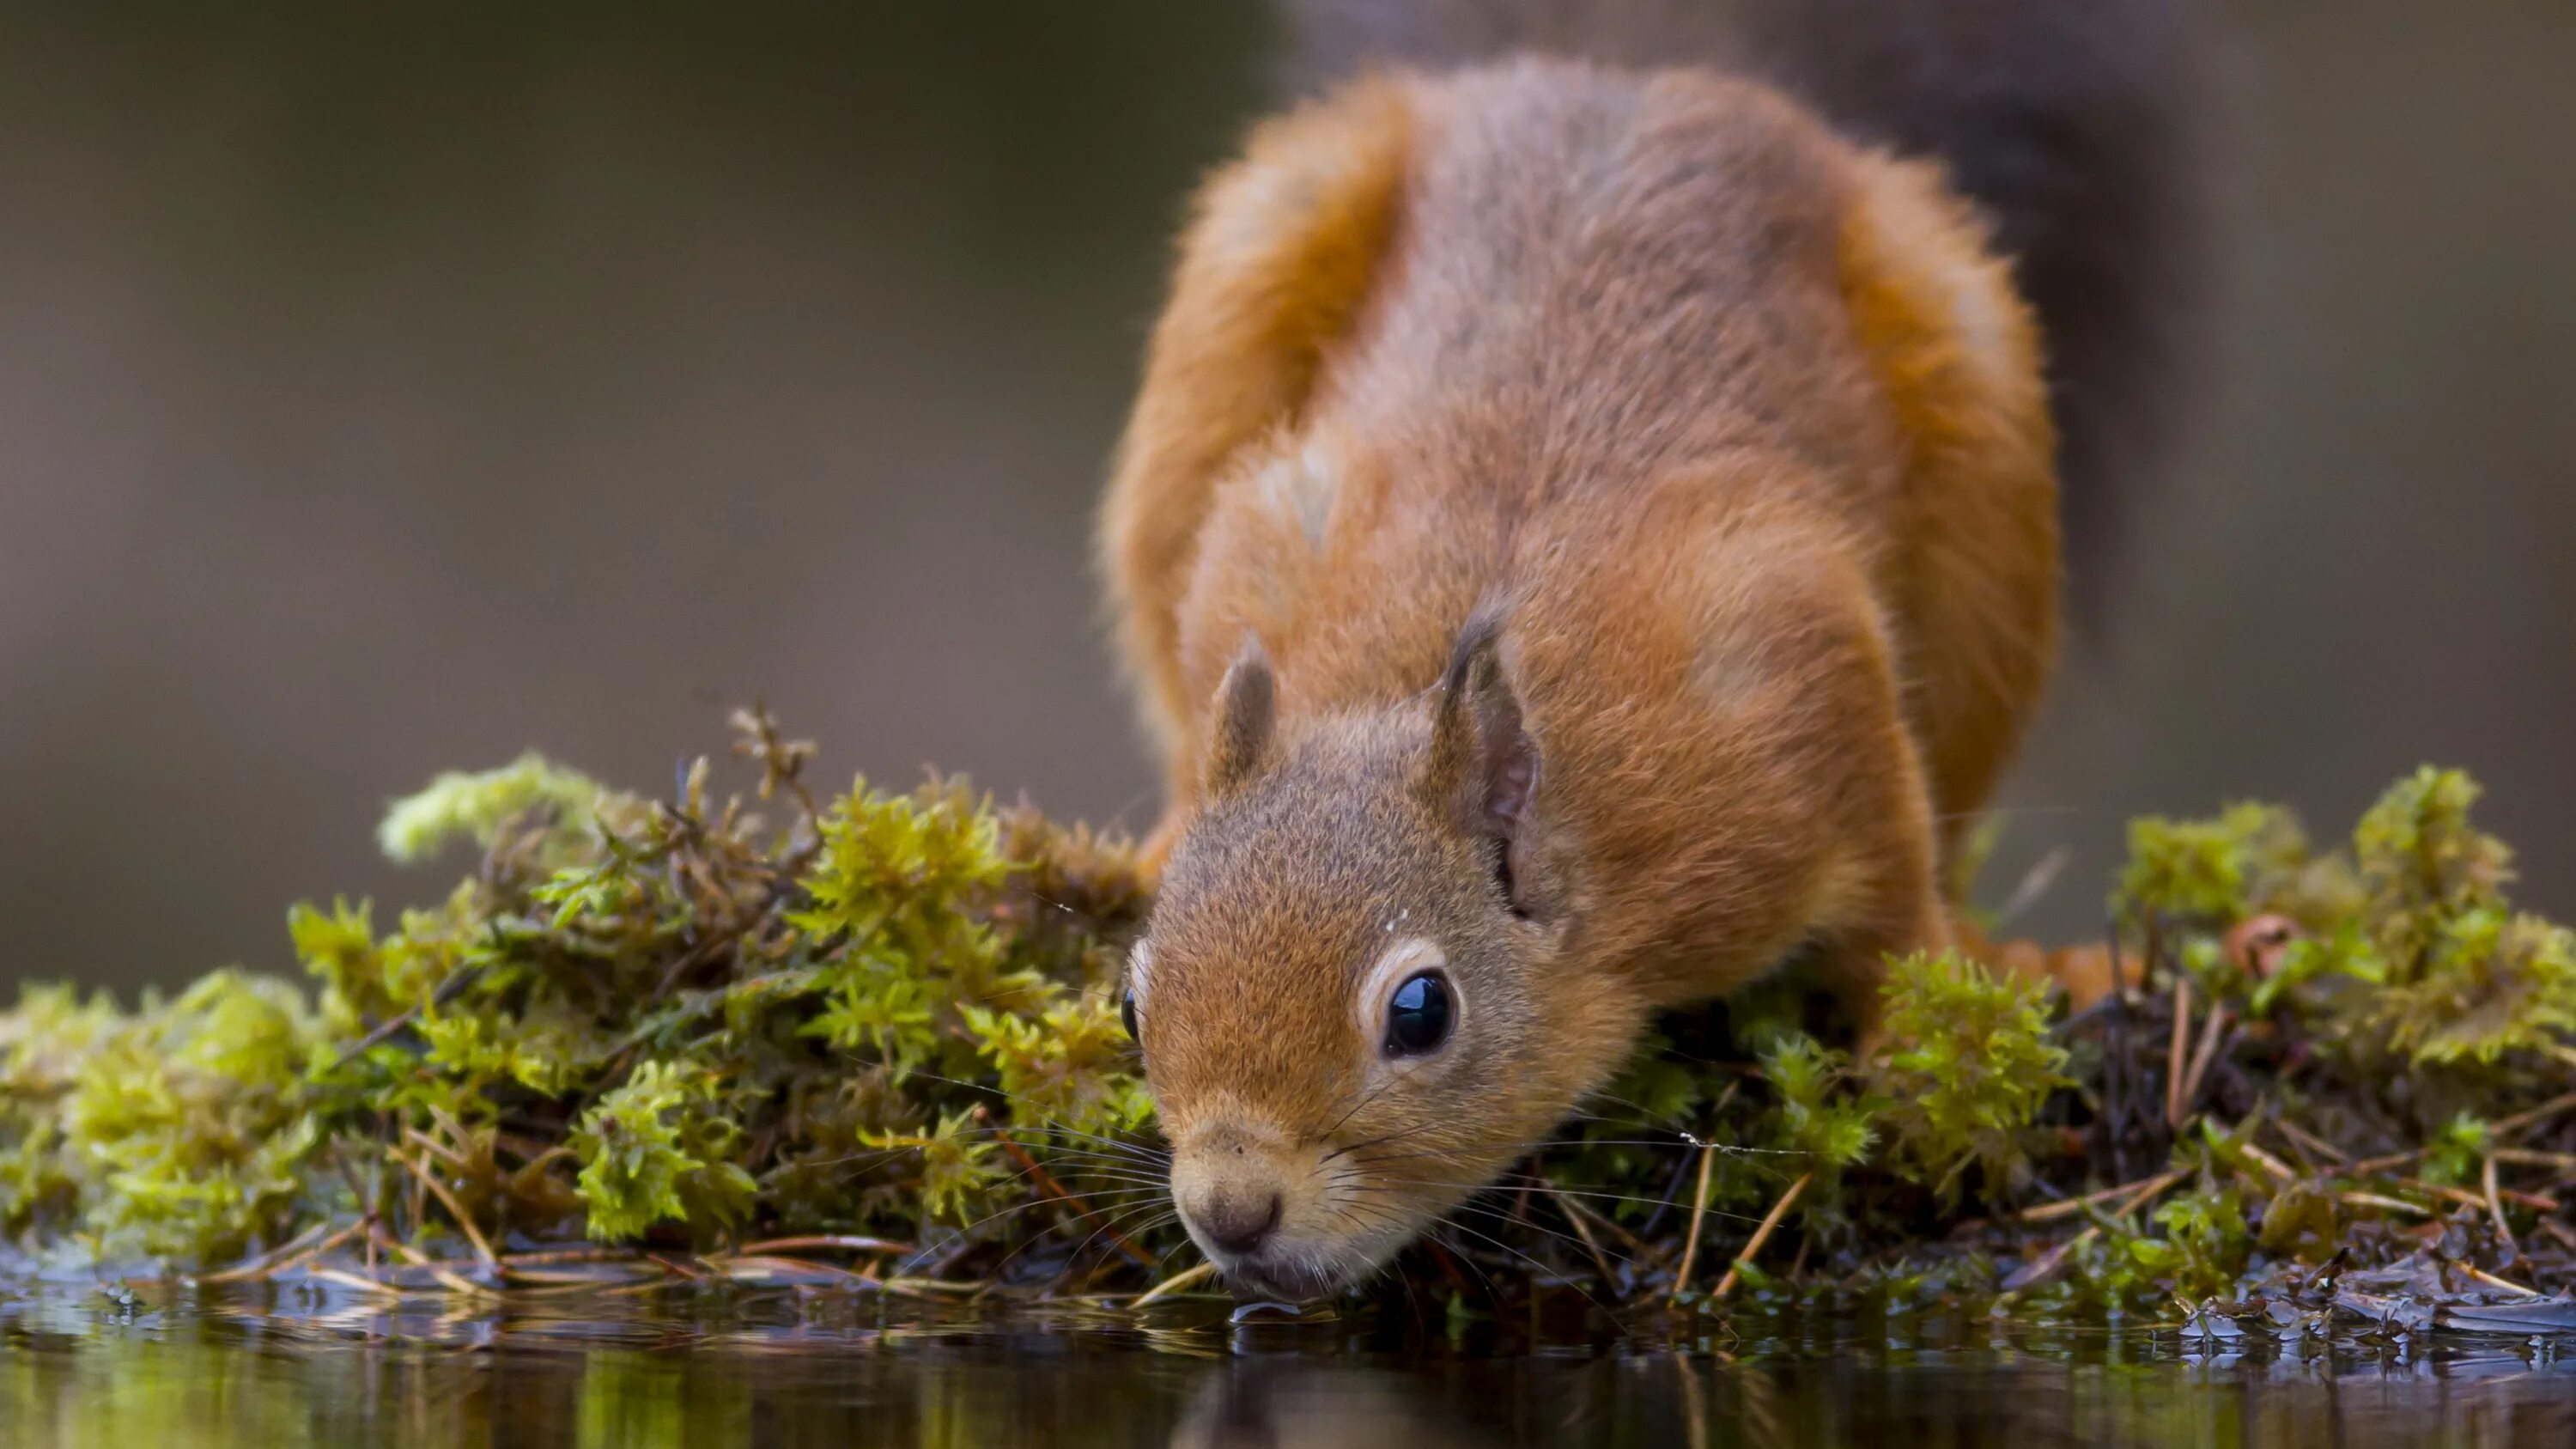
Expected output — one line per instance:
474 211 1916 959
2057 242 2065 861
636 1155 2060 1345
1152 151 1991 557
1429 612 1539 837
1202 637 1278 797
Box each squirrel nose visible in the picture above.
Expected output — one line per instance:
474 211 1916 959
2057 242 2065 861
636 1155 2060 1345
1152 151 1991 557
1195 1190 1283 1255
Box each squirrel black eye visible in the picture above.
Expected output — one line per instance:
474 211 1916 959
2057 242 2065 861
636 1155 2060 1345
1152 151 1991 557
1383 971 1454 1057
1121 989 1140 1043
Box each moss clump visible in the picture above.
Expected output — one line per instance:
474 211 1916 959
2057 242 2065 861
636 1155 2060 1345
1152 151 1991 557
2115 801 2360 935
2 973 324 1264
3 727 2573 1343
374 751 629 868
568 1060 760 1243
1869 952 2070 1201
1556 763 2576 1328
0 710 1153 1283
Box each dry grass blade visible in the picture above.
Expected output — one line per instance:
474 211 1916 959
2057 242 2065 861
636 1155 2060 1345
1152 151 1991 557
2164 977 2193 1130
2018 1168 2190 1224
2339 1190 2433 1215
979 1111 1157 1269
707 1254 868 1286
1130 1260 1217 1307
1711 1172 1812 1301
2236 1136 2297 1184
2493 1089 2576 1139
2000 1226 2097 1294
196 1219 337 1284
2271 1117 2348 1166
368 1221 495 1297
2176 1003 2230 1124
2483 1154 2520 1257
388 1146 497 1268
1668 1143 1717 1306
2463 1263 2540 1298
736 1234 914 1257
304 1266 403 1299
1539 1182 1621 1288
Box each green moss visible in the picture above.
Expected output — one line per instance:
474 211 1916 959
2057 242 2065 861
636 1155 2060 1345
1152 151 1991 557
374 751 628 868
2420 1111 2490 1187
2354 765 2515 963
569 1060 758 1243
2119 1189 2251 1304
2116 801 2360 939
15 971 330 1263
0 714 1160 1275
1758 1033 1876 1175
3 722 2573 1328
1868 951 2069 1202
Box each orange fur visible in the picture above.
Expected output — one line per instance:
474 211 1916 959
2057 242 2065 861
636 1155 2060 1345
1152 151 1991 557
1100 60 2061 1298
1100 77 1413 814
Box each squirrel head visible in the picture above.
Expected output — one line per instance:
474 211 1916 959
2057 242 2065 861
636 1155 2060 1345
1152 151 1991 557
1127 617 1645 1300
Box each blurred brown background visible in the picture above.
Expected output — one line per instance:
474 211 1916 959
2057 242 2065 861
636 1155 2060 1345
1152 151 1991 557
2 1 2569 996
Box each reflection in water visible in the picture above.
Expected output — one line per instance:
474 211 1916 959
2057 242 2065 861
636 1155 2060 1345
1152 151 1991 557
1170 1361 1491 1449
2 1289 2573 1447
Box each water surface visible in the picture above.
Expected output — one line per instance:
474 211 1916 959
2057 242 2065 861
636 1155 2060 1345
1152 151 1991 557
6 1283 2574 1447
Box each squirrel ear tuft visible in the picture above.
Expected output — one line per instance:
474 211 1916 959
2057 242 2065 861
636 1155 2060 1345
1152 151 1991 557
1202 637 1278 797
1430 612 1539 836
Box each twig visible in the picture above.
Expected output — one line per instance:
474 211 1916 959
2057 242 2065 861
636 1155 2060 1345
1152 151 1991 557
2272 1117 2348 1166
2104 917 2135 1183
735 1234 916 1257
388 1147 498 1268
1711 1172 1812 1301
1556 1184 1662 1266
706 1254 869 1286
2164 977 2193 1130
647 1253 706 1281
404 1123 472 1178
501 1246 635 1268
2462 1263 2540 1298
878 1276 986 1296
306 1266 402 1299
2176 1002 2230 1126
2398 1177 2561 1214
368 1221 493 1297
1643 1081 1738 1239
1669 1142 1717 1306
2483 1154 2521 1257
2236 1137 2298 1184
503 1266 653 1288
2491 1148 2576 1171
2493 1090 2576 1140
1539 1182 1620 1288
1131 1260 1217 1307
2017 1168 2190 1223
648 879 791 1002
329 965 484 1068
979 1111 1157 1269
2339 1191 2433 1216
2000 1227 2096 1294
197 1220 338 1284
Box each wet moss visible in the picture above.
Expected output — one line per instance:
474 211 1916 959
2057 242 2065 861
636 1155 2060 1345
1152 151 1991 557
2 725 2572 1337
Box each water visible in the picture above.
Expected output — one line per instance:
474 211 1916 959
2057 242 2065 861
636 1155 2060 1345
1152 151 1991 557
6 1282 2574 1447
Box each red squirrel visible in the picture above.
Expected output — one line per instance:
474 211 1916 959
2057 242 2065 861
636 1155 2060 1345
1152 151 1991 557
1098 0 2204 1299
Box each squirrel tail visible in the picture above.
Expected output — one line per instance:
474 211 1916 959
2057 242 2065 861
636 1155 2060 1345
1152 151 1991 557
1278 0 2214 616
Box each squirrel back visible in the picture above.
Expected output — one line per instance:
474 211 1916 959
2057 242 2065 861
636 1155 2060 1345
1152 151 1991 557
1104 2 2206 1300
1284 0 2210 609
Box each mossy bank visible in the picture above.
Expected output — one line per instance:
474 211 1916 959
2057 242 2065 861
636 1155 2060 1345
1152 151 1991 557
4 710 2574 1346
